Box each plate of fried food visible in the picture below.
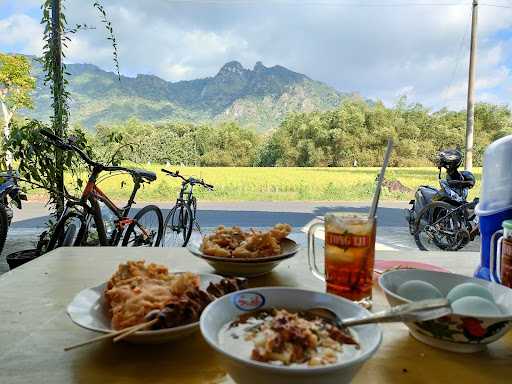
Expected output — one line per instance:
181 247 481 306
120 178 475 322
187 224 300 277
66 260 247 344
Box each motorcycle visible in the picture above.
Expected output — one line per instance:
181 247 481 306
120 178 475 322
405 149 479 251
0 168 27 255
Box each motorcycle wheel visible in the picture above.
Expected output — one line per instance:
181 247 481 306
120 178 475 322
414 201 466 251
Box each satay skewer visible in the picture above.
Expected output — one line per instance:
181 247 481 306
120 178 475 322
113 319 158 343
64 318 158 351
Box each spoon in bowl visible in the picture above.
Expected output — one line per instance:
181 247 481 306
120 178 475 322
307 298 451 328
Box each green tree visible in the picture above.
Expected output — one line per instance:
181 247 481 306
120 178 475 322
0 54 35 166
262 97 511 168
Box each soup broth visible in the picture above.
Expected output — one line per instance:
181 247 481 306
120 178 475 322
218 309 360 367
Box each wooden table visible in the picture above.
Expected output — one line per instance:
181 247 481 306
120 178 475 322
1 247 511 383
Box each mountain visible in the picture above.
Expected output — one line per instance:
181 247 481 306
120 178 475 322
25 58 349 131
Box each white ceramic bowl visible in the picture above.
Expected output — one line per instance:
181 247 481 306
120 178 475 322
67 272 223 344
200 287 382 384
379 269 512 353
188 238 300 277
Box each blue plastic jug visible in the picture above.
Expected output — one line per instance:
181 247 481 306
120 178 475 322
474 135 512 280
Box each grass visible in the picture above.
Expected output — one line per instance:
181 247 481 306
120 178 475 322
35 165 481 203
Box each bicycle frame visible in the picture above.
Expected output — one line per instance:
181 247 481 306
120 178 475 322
40 129 161 249
177 181 194 204
59 165 144 246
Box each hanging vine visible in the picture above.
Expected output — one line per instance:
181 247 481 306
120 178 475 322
10 0 121 214
93 2 121 79
40 0 120 132
41 0 69 132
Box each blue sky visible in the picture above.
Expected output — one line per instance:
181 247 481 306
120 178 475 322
0 0 511 110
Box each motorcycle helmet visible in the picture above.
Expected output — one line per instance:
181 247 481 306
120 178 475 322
436 149 463 170
460 170 476 189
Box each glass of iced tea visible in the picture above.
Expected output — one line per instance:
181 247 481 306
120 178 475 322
308 213 376 308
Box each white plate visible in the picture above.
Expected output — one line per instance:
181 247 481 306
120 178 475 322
67 273 224 344
188 238 300 277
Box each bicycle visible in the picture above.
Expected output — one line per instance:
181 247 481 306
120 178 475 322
39 130 164 251
161 169 214 247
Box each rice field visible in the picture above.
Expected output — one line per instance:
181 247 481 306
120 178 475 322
30 165 481 202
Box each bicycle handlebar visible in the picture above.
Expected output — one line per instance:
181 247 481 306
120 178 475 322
161 168 187 181
40 130 152 182
40 129 72 151
161 168 214 190
40 129 100 167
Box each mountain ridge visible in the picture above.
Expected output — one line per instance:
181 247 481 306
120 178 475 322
25 57 349 131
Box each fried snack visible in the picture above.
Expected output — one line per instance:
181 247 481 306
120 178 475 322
201 241 231 257
106 260 171 291
201 224 292 258
233 231 280 258
104 261 199 330
270 223 292 240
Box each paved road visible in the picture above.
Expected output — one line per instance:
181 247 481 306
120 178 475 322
9 201 410 230
0 201 480 274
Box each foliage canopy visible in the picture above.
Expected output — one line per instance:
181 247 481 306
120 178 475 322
90 98 512 168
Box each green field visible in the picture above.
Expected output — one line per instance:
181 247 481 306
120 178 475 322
38 165 481 203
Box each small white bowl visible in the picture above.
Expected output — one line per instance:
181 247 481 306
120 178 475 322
188 238 300 277
67 273 224 344
200 287 382 384
379 269 512 353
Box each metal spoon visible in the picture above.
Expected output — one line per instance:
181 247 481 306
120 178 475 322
307 298 451 328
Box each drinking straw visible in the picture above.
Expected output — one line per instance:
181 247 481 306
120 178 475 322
369 138 394 219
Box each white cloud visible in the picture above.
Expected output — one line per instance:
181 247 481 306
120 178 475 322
163 63 193 79
1 0 511 109
0 13 43 54
396 85 415 98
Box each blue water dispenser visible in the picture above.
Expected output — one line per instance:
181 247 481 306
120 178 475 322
474 134 512 280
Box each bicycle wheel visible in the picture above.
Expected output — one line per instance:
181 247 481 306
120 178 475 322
0 204 9 255
414 201 465 251
122 205 163 247
46 212 85 252
62 224 77 246
162 203 193 247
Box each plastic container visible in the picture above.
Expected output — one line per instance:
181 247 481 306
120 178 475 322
475 134 512 217
475 134 512 280
475 209 512 280
6 249 40 270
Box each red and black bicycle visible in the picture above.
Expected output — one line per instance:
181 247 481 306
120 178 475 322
40 130 163 251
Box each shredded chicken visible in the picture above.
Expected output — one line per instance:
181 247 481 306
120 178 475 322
233 309 359 366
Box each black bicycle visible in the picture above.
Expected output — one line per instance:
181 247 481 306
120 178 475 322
161 169 213 247
40 130 164 251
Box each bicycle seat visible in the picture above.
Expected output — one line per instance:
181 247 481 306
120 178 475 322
130 168 157 182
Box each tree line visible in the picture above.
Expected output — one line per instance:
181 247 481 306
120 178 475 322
2 54 511 169
90 97 512 167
